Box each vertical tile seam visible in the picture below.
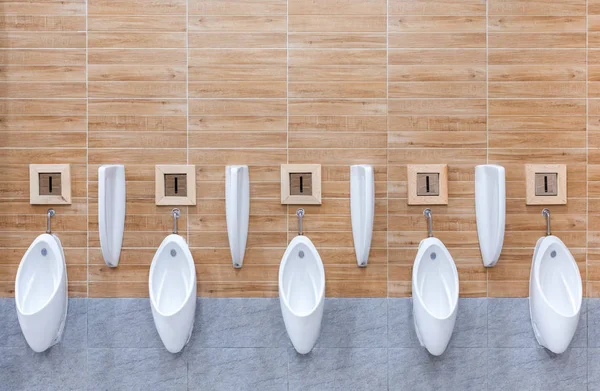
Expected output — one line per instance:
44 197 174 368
286 0 290 249
85 0 89 298
386 0 390 302
485 0 489 299
186 0 189 246
586 0 590 384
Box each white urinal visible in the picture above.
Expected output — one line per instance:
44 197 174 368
529 209 582 354
149 209 196 353
412 209 459 356
279 209 325 354
16 209 68 352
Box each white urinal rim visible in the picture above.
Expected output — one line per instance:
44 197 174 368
412 237 459 321
533 235 582 318
15 233 65 317
149 234 196 318
279 235 325 319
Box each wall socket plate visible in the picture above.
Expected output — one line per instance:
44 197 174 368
29 164 71 204
281 164 321 205
155 165 196 205
407 164 448 205
526 164 567 205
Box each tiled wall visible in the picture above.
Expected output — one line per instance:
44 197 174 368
3 0 600 298
1 297 599 390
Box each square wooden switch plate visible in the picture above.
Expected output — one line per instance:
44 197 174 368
29 164 71 204
155 165 196 205
407 164 448 205
525 164 567 205
281 164 321 205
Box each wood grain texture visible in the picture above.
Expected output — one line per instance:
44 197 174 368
2 0 600 298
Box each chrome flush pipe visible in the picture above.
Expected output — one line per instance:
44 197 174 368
424 208 433 238
172 208 180 234
542 208 551 237
297 208 304 236
46 208 55 234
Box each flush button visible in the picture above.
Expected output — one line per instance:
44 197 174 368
289 173 312 196
164 174 187 197
535 173 558 196
39 173 62 196
416 173 440 196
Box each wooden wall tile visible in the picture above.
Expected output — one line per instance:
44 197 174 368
3 0 600 298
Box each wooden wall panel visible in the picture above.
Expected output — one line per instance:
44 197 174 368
288 0 388 297
387 0 487 297
0 0 87 296
1 0 600 298
488 0 587 297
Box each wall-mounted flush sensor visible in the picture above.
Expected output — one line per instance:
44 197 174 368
29 164 71 204
407 164 448 205
525 164 567 205
155 165 196 205
281 164 321 205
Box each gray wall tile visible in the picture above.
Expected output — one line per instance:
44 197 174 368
487 348 587 391
316 298 387 348
0 298 87 349
450 299 487 348
288 348 387 391
388 298 420 348
188 348 287 391
189 298 289 348
87 348 186 391
589 299 600 347
388 348 487 391
0 347 86 390
488 298 536 348
88 298 162 348
589 349 600 391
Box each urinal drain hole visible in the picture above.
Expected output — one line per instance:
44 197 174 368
41 248 47 256
170 249 177 257
298 251 305 259
430 252 436 260
551 250 557 258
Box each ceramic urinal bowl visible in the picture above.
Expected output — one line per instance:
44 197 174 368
149 234 197 353
279 235 325 354
529 235 582 354
16 233 68 352
412 237 459 356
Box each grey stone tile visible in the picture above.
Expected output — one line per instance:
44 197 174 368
0 298 87 349
315 298 387 348
88 298 162 348
449 298 487 348
388 298 420 348
487 348 587 391
87 348 186 391
589 298 600 347
388 348 487 391
61 298 87 348
189 298 289 348
488 298 536 348
0 347 86 390
288 348 387 391
188 348 287 391
589 349 600 391
570 298 587 348
0 299 26 348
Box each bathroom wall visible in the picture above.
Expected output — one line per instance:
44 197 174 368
1 0 600 298
1 297 599 390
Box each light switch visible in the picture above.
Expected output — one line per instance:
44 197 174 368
289 173 312 196
29 164 71 204
39 173 62 196
407 164 448 205
525 164 567 205
155 165 196 205
281 164 321 205
164 173 187 197
416 173 440 196
535 173 558 196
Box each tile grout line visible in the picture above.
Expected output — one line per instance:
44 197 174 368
586 0 589 384
485 0 489 299
186 0 189 246
85 0 89 298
